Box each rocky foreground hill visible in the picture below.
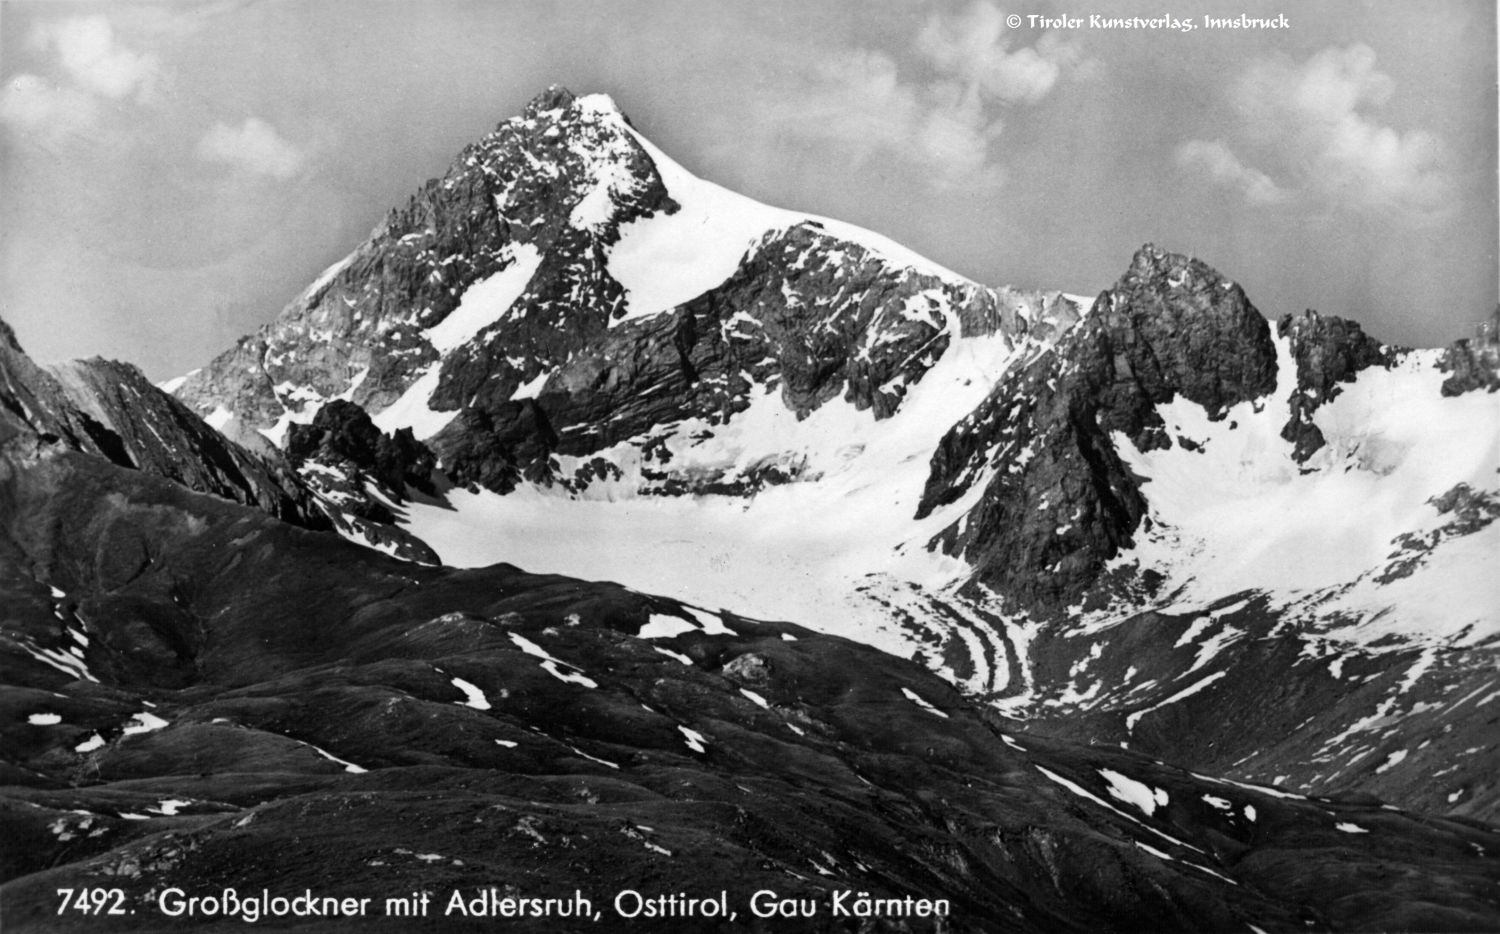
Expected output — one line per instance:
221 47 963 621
3 87 1498 931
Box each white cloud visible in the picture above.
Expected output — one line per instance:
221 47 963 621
763 3 1081 188
196 118 307 180
1179 45 1452 221
1175 139 1288 206
31 15 159 101
762 51 1003 189
0 74 101 147
915 2 1080 104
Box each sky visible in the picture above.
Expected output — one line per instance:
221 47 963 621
1 0 1495 379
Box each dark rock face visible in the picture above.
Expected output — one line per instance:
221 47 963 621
175 87 676 446
475 225 1079 497
1276 310 1393 462
287 399 437 499
1 322 325 532
432 400 558 494
919 245 1279 611
2 321 440 567
282 400 443 563
1437 306 1500 396
2 396 1496 933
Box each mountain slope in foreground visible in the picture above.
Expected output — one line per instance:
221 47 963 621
3 319 1498 931
174 88 1500 823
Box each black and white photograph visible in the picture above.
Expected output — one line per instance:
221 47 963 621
1 1 1496 930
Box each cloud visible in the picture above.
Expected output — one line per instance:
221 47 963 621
1175 140 1288 206
1 14 161 150
30 15 160 101
915 2 1079 104
1178 45 1452 221
763 3 1082 188
196 118 307 180
767 51 1000 187
0 74 101 148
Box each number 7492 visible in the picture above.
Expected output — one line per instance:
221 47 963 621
56 888 128 916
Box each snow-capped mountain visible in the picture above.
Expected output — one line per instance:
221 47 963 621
169 88 1500 821
4 85 1499 932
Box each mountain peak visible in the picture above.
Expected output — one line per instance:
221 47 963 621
524 84 576 115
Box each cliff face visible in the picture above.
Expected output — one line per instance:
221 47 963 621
1438 306 1500 396
2 321 323 531
1 321 444 563
917 245 1278 610
1276 311 1394 462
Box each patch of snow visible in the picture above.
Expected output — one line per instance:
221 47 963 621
1375 749 1408 774
1036 766 1208 855
426 244 543 352
653 646 693 666
678 725 708 753
567 744 620 770
1335 822 1368 834
510 368 551 400
1099 768 1169 817
302 741 367 774
510 632 599 688
451 677 491 710
122 712 169 735
27 713 61 726
739 688 770 709
156 371 194 395
901 687 949 719
638 614 696 639
681 605 736 635
370 365 458 441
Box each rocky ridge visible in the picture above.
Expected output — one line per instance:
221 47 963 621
916 244 1278 610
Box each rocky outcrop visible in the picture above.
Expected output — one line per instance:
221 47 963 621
1437 306 1500 396
1 320 444 564
918 245 1279 611
1 321 326 531
283 400 442 564
1276 310 1393 462
432 400 558 494
286 399 436 500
